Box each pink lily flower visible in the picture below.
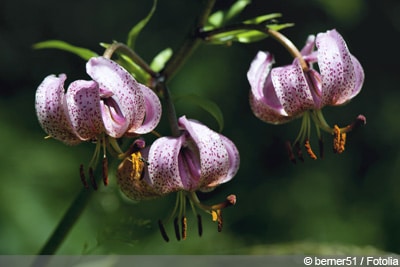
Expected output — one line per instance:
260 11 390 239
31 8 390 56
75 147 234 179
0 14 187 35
247 29 365 159
35 56 161 145
117 116 240 239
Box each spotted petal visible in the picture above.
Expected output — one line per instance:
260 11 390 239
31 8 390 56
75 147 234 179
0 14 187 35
203 134 240 189
86 57 145 137
147 135 186 194
35 74 81 145
316 29 364 106
248 51 292 124
128 83 162 135
64 80 104 140
270 59 315 116
178 116 230 189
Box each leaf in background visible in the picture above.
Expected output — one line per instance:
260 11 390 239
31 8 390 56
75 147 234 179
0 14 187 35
205 21 294 45
207 0 251 28
33 40 98 60
175 94 224 132
242 13 282 24
126 0 157 50
224 0 251 23
150 48 173 72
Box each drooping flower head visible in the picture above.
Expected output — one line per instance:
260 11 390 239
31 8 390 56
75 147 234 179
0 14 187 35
248 29 366 161
35 56 162 184
117 116 240 240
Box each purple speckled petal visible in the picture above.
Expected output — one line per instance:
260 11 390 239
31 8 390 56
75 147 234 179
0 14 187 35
86 57 145 137
178 116 230 189
178 142 201 191
247 51 291 124
202 134 240 190
300 35 316 56
35 74 81 145
316 29 361 106
271 59 315 116
349 55 364 101
128 83 162 134
147 135 186 194
64 80 104 140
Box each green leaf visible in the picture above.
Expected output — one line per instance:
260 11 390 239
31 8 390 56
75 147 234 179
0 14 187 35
175 94 224 132
243 13 282 24
224 0 251 23
150 48 173 72
206 22 294 45
33 40 98 60
126 0 157 50
207 0 251 28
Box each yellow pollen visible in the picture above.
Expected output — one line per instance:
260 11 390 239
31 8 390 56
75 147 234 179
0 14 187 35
129 151 146 180
181 216 187 240
333 125 346 154
211 210 218 222
304 139 317 160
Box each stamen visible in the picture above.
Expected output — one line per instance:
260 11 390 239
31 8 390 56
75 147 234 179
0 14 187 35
131 152 146 180
304 139 317 160
79 164 89 189
333 125 346 154
173 217 181 241
197 214 203 237
181 216 187 240
158 220 170 242
89 167 97 190
216 210 223 232
102 157 108 186
285 141 296 164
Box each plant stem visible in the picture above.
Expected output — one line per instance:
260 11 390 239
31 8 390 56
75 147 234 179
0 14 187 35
31 168 102 267
161 0 216 80
103 42 157 78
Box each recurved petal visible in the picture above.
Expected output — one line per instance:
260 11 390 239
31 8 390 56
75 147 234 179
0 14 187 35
270 60 315 116
247 51 290 124
300 35 316 56
86 57 145 137
178 116 230 189
128 83 162 135
147 135 186 194
316 29 362 106
64 80 104 141
249 75 294 124
203 134 240 190
35 74 81 145
348 54 364 101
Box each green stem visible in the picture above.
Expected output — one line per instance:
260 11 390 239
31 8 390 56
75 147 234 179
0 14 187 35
161 0 216 80
103 42 157 78
31 168 102 267
157 81 181 137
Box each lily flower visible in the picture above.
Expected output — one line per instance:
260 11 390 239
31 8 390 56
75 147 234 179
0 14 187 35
117 116 240 240
35 56 162 184
248 29 365 160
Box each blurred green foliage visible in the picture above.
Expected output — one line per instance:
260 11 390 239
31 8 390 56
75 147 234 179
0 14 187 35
1 0 400 255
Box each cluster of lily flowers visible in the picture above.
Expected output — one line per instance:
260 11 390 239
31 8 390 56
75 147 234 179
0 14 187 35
35 28 364 240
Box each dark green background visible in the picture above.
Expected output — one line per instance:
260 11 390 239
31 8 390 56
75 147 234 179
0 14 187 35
1 0 399 254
